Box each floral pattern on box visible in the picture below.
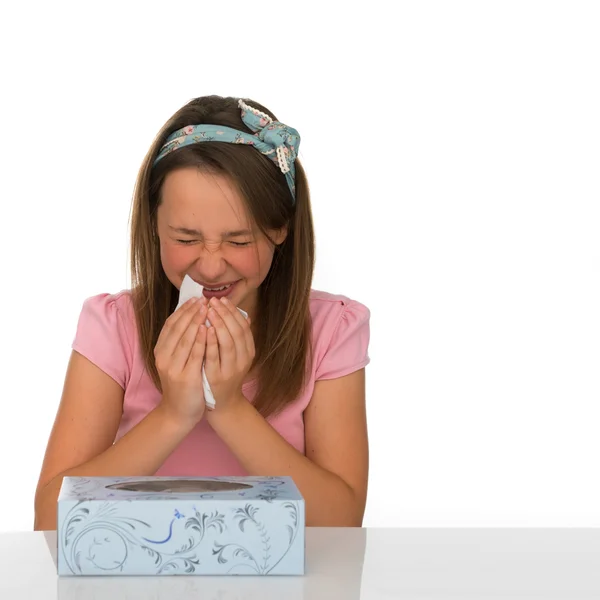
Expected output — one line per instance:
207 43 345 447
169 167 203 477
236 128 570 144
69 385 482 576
57 476 304 576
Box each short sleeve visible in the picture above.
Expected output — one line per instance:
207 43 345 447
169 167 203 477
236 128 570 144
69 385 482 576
315 300 371 380
71 293 132 389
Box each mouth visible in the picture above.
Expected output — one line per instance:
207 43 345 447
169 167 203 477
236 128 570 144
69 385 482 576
201 280 240 299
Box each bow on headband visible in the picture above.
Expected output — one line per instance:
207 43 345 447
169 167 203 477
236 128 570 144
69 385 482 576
153 99 300 202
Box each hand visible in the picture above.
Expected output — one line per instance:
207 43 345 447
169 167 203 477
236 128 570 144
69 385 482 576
204 296 255 414
154 297 209 426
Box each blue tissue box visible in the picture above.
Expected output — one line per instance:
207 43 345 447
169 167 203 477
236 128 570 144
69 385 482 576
57 475 305 576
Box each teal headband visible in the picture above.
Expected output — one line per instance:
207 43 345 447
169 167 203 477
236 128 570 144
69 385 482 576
153 99 300 203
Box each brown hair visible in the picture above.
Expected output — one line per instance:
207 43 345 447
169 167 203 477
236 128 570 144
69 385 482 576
128 95 315 420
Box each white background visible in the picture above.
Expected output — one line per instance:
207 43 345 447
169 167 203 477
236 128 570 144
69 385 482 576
0 1 598 533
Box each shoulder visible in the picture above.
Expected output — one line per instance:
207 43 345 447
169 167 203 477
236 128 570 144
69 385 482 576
72 289 136 388
79 289 134 316
309 289 371 380
76 289 136 335
309 288 370 329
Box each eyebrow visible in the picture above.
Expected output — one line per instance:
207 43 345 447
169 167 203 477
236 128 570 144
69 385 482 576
168 225 253 237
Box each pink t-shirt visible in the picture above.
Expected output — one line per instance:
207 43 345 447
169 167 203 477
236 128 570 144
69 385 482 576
71 289 370 476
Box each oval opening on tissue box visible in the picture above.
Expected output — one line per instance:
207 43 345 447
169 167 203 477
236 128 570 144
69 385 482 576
105 479 253 493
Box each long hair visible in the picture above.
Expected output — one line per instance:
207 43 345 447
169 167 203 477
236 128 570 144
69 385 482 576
128 95 315 419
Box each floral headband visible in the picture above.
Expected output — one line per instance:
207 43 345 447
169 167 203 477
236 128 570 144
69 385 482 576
153 99 300 202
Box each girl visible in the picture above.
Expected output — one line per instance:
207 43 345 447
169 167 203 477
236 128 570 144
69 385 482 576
33 95 371 530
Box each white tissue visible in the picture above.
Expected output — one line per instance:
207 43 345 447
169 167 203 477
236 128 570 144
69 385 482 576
175 274 248 409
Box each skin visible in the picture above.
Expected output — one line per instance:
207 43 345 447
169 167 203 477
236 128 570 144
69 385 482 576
155 166 369 526
156 167 287 326
32 167 368 530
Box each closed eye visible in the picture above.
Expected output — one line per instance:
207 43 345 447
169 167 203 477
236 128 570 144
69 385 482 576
176 239 251 246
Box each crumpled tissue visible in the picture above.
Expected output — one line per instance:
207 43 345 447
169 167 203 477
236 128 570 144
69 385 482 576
175 274 248 409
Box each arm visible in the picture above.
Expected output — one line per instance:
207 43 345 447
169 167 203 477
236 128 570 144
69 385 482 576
34 351 195 531
207 368 369 527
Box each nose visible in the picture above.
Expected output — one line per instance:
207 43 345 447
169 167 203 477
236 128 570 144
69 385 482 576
194 242 228 280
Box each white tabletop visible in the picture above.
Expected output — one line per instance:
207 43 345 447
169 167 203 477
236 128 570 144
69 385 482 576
1 528 599 598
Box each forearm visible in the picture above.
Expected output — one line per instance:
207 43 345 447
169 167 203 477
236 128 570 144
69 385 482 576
208 397 362 527
34 404 196 531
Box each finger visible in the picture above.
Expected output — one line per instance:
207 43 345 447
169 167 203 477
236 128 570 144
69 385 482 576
170 303 208 372
220 297 247 329
184 323 207 372
243 316 256 362
221 298 255 358
211 298 246 340
155 297 203 351
207 301 237 366
205 326 220 372
158 298 208 358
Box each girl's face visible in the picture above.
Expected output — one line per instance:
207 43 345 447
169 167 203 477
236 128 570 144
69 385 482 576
156 167 286 319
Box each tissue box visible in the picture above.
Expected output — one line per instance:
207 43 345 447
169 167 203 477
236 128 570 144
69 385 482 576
57 475 305 576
